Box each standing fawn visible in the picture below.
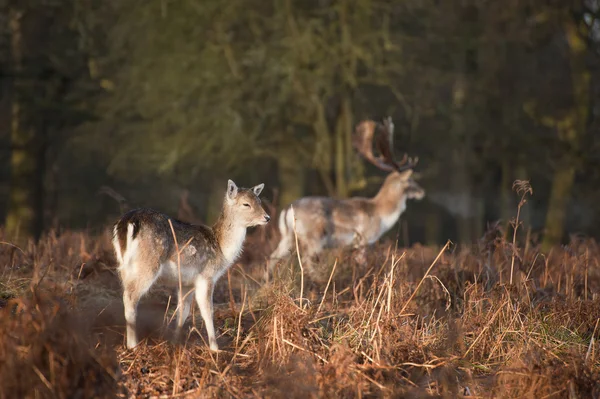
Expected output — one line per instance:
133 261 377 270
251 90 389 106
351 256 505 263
112 180 270 351
269 117 425 274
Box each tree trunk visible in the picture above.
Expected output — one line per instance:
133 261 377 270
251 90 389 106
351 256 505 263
335 0 354 199
342 96 355 193
473 190 484 240
334 97 352 198
450 76 474 244
541 17 589 252
453 152 473 244
500 159 512 237
425 207 441 246
543 166 575 250
334 118 347 198
312 103 335 197
5 9 42 243
277 150 305 209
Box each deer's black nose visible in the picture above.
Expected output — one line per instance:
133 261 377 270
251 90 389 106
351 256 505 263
265 215 271 222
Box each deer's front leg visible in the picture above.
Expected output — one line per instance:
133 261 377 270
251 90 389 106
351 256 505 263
195 276 218 351
350 232 368 266
352 245 368 266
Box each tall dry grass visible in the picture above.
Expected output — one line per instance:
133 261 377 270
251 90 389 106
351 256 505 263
1 211 600 397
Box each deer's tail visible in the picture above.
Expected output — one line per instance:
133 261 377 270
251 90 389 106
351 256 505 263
269 206 295 261
112 211 143 269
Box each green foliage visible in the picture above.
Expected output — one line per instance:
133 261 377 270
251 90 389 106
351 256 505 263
87 0 405 187
2 0 600 243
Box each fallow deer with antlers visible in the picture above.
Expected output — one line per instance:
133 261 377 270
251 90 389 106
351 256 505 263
269 117 424 274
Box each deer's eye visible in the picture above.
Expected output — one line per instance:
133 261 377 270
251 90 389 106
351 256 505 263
243 203 251 208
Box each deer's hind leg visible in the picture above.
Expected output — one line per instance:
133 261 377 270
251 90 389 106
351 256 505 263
268 208 295 278
268 232 293 277
120 255 161 349
175 285 195 336
298 239 324 281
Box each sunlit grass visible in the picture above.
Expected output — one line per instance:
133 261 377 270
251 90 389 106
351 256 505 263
0 225 599 397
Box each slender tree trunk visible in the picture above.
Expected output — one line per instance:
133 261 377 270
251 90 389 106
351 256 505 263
425 169 442 246
425 207 441 246
335 115 347 198
34 126 46 236
342 96 354 193
450 5 481 245
335 0 354 199
473 190 484 240
500 158 512 237
450 76 474 244
543 166 575 249
334 98 352 198
541 17 589 252
453 152 473 244
5 9 42 242
277 150 305 208
313 103 335 197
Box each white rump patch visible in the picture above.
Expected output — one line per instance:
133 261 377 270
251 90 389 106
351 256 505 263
112 225 123 265
122 223 140 268
286 207 297 234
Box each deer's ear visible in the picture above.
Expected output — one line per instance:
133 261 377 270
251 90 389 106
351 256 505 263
227 179 239 200
252 183 264 197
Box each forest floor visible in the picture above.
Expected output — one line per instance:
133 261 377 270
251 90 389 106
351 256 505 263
1 226 600 398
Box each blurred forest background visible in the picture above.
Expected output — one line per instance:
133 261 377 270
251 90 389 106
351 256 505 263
1 0 600 250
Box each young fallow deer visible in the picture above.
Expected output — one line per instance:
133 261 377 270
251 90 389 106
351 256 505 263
112 180 270 351
269 117 425 274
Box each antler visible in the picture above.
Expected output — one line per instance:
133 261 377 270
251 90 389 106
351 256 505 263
352 120 396 172
352 116 418 173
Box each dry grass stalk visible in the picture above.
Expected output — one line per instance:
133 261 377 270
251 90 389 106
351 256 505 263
290 205 305 309
1 223 600 397
510 180 533 285
317 258 337 314
586 318 599 364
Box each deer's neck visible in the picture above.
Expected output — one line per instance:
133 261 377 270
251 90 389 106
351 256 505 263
212 209 246 265
372 178 407 230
